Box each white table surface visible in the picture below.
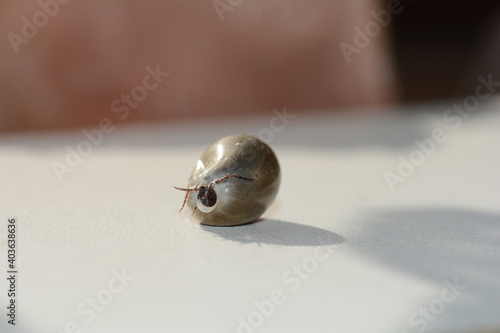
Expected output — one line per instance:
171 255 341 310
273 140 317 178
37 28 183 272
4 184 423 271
1 100 500 333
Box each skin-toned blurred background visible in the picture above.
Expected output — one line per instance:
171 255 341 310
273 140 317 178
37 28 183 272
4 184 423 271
0 0 499 132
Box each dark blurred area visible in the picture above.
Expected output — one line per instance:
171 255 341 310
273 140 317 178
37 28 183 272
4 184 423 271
0 0 499 132
390 0 500 102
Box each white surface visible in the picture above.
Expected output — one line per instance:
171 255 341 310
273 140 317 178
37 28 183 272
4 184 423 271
1 101 500 333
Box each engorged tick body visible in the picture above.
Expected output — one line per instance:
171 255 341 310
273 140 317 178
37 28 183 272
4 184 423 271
174 134 281 226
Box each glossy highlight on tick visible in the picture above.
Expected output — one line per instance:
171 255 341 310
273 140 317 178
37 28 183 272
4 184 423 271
173 134 281 226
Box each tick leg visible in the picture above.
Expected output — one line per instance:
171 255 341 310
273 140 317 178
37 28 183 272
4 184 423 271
173 185 201 212
179 191 191 212
212 174 255 185
191 205 198 216
202 174 255 200
201 183 215 200
173 186 200 192
200 175 254 200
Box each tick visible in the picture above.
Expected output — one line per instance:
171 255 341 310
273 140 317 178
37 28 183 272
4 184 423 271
174 134 281 226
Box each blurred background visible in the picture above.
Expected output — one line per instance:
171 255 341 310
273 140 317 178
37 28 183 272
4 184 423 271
1 3 500 332
0 0 499 132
